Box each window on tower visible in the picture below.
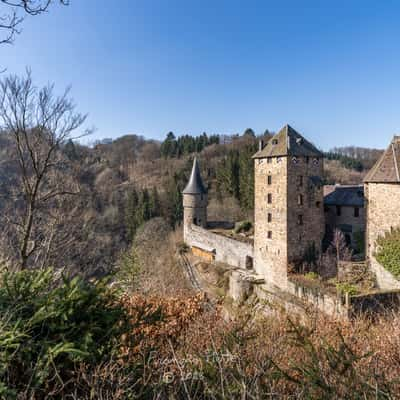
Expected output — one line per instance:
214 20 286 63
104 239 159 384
267 175 272 185
267 213 272 222
298 215 303 225
298 194 303 206
267 193 272 203
267 231 272 239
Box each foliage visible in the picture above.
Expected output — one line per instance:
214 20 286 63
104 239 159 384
305 271 319 280
160 131 219 158
125 186 161 241
162 172 185 228
234 221 252 234
353 230 365 254
216 144 257 210
376 228 400 279
0 268 130 397
324 151 364 172
116 245 141 293
336 282 359 296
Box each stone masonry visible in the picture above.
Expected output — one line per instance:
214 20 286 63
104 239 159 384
364 136 400 289
252 125 324 289
182 127 400 317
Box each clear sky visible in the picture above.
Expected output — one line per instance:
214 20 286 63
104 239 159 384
1 0 400 149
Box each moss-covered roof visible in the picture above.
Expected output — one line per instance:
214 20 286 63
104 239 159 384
364 136 400 183
252 124 322 159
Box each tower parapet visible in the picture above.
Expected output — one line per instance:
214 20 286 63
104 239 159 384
183 158 208 238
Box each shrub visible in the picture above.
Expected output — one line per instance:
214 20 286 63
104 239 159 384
0 268 129 398
234 221 252 234
336 282 358 296
376 228 400 279
304 271 319 280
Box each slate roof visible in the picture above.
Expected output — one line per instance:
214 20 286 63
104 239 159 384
182 157 207 194
324 185 364 207
252 125 323 159
364 136 400 183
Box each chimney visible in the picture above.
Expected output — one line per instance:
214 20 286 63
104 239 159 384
259 139 264 151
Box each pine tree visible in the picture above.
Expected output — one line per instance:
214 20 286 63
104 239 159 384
149 187 161 218
126 188 139 242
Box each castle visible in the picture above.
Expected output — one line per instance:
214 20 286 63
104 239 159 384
182 126 400 316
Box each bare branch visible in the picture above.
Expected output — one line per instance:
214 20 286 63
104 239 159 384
0 0 68 45
0 71 88 269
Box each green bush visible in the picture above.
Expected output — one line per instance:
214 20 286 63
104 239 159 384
353 230 365 254
304 271 319 280
0 268 129 398
376 228 400 279
336 282 358 296
234 221 252 234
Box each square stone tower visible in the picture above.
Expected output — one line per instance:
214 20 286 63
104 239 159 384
364 136 400 289
252 125 324 289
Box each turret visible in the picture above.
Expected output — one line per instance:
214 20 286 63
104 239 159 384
183 158 208 236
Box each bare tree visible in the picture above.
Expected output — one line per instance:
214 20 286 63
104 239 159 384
0 71 90 269
331 229 352 262
0 0 68 45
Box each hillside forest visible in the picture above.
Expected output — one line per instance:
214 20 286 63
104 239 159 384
0 72 392 399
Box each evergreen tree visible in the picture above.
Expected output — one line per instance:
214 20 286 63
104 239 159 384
149 187 161 218
126 188 139 242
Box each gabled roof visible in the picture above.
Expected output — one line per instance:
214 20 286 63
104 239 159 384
364 136 400 183
324 185 364 207
252 124 323 159
182 157 207 194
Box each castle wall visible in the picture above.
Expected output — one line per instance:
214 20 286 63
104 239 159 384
185 224 253 269
365 183 400 289
287 157 324 262
324 205 366 248
254 156 288 289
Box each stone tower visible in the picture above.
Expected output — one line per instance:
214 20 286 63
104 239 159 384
252 125 324 289
183 158 208 238
364 136 400 289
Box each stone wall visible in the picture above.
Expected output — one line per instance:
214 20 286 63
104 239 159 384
365 183 400 289
325 205 365 248
254 156 288 288
185 224 254 269
287 156 324 262
254 155 324 290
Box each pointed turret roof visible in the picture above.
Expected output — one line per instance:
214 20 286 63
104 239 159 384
252 124 322 159
183 157 207 194
364 136 400 183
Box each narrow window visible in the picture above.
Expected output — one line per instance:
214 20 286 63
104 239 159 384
267 193 272 204
267 231 272 239
267 213 272 222
298 214 303 225
193 218 197 225
316 201 321 208
306 156 310 164
267 175 272 185
267 157 272 164
298 194 303 206
298 175 303 186
354 207 359 217
272 139 278 145
336 206 341 216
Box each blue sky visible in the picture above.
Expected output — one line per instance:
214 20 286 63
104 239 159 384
1 0 400 149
